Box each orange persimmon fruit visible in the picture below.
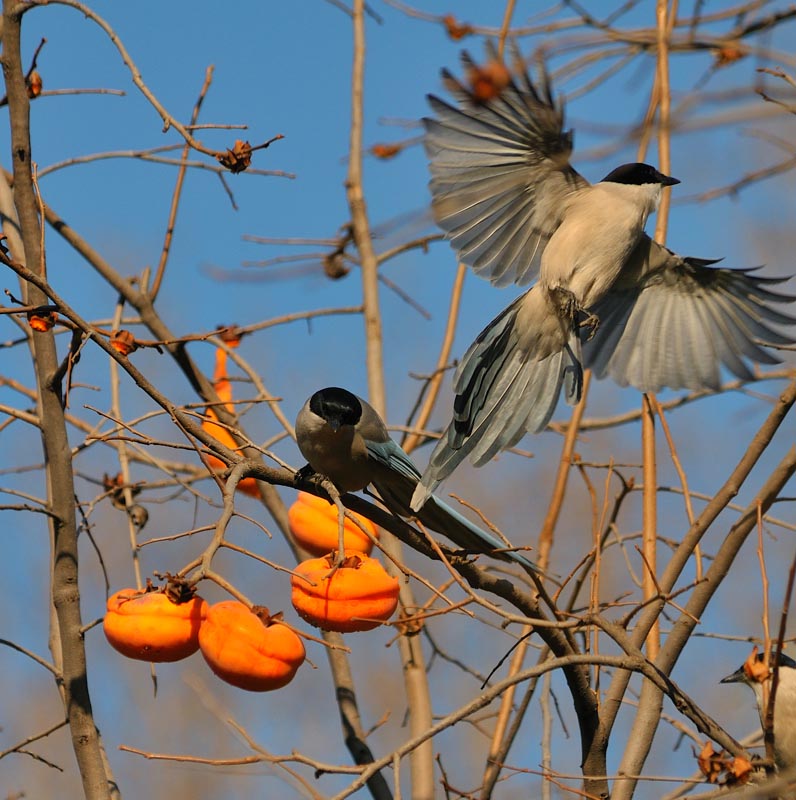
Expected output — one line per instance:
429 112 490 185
103 587 207 662
198 601 305 691
288 492 377 556
202 346 259 498
291 553 400 633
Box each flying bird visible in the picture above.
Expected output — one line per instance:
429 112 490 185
410 46 794 510
295 386 542 573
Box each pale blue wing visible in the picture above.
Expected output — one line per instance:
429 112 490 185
585 237 795 391
424 44 588 287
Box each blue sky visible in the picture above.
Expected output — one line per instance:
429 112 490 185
2 2 796 798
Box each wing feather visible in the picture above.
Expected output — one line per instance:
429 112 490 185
584 237 795 391
424 44 588 287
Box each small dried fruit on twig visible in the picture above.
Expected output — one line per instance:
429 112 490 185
713 43 745 69
442 13 473 41
464 60 511 103
217 139 252 173
695 741 750 786
27 308 57 331
744 646 770 682
110 329 137 356
103 472 125 504
103 472 142 510
727 755 753 786
370 143 402 160
217 324 243 347
322 251 350 280
697 741 724 784
26 70 43 99
127 504 149 529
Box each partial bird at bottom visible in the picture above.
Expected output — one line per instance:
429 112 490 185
722 648 796 773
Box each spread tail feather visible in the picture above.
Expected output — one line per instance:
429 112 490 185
412 288 581 510
420 493 542 573
372 472 541 573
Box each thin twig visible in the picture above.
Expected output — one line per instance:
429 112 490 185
150 65 214 299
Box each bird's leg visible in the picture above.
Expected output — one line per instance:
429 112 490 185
334 500 347 567
294 463 317 486
312 476 348 567
549 286 600 339
294 468 348 567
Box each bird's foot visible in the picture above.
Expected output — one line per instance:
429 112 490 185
578 311 600 340
294 463 316 486
442 546 480 565
549 286 600 339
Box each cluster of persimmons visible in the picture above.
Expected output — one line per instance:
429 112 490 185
103 494 400 691
102 340 401 692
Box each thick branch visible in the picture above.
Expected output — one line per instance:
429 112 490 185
0 2 112 797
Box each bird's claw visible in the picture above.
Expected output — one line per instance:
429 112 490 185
550 286 599 338
294 463 316 486
444 546 479 565
578 312 600 340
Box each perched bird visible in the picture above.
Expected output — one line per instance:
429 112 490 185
721 648 796 772
410 46 794 510
295 386 542 573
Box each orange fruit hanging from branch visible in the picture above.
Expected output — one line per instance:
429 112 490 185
202 342 260 498
103 587 207 662
198 601 305 691
291 553 400 633
288 492 378 556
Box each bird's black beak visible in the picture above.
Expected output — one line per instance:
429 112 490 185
328 418 341 433
720 666 746 684
660 173 680 187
